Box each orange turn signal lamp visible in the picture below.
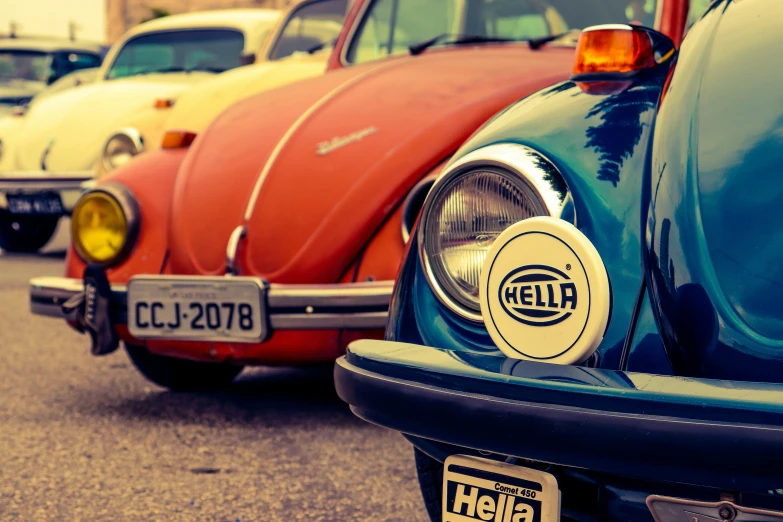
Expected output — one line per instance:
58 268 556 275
161 130 197 149
572 24 675 80
153 98 175 109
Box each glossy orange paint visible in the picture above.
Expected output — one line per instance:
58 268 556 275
170 46 577 285
63 0 690 365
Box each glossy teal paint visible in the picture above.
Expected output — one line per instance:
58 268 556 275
395 71 671 370
646 0 783 382
339 339 783 492
626 285 672 374
348 339 783 422
340 3 783 520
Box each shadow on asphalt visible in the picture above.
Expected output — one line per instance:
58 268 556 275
83 364 365 428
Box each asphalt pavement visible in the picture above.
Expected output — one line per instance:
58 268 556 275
0 222 428 521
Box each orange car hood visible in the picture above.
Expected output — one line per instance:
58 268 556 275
170 45 574 282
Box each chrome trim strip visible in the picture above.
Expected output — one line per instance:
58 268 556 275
241 60 397 222
417 143 575 323
337 0 372 66
225 225 247 275
400 174 437 244
29 276 393 330
0 174 93 192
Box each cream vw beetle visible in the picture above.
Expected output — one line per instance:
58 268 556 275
0 1 346 253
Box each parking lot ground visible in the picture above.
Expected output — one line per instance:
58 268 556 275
0 248 427 522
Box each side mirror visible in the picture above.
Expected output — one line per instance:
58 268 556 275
571 25 675 81
240 52 256 66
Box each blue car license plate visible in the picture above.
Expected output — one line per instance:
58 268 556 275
127 276 267 343
6 192 63 215
443 455 560 522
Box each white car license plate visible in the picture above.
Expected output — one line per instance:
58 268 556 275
127 276 267 342
443 455 560 522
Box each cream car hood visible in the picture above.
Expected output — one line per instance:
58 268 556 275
7 72 216 173
163 52 329 138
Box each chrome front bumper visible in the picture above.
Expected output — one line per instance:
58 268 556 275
0 173 94 192
0 172 94 213
30 276 393 330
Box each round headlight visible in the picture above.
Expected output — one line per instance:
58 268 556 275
419 144 573 321
101 128 143 172
71 184 139 265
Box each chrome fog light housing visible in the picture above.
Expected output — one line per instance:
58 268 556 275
418 144 574 322
102 128 143 172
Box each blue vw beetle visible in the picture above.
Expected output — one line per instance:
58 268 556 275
336 1 783 521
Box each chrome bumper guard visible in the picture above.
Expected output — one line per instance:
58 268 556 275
29 276 393 330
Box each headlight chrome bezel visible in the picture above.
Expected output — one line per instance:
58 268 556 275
418 143 575 322
101 128 144 172
71 182 141 267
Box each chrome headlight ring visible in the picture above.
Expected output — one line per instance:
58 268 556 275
71 182 141 267
418 143 575 322
401 175 437 244
101 128 144 172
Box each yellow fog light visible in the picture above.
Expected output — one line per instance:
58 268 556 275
71 184 139 265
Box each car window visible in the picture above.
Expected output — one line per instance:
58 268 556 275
268 0 349 60
106 29 245 79
348 0 459 64
346 0 660 64
0 50 53 83
62 52 101 73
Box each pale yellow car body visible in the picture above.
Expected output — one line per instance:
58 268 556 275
0 9 283 177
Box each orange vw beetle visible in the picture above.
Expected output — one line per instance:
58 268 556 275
30 0 690 390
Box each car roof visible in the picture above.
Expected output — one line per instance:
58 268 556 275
0 37 104 54
124 9 282 39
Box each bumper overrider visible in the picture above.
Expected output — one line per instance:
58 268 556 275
335 340 783 493
30 266 393 356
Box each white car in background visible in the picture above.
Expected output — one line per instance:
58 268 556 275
0 8 284 252
0 0 349 253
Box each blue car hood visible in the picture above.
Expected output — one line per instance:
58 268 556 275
647 0 783 381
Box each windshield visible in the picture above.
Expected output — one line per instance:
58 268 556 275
346 0 659 64
107 29 245 79
0 50 53 83
268 0 349 60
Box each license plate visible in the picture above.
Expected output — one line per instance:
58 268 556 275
647 495 783 522
6 193 64 215
127 276 267 343
443 455 560 522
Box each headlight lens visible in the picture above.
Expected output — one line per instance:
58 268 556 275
419 144 572 321
71 185 139 265
421 168 544 316
102 129 143 172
